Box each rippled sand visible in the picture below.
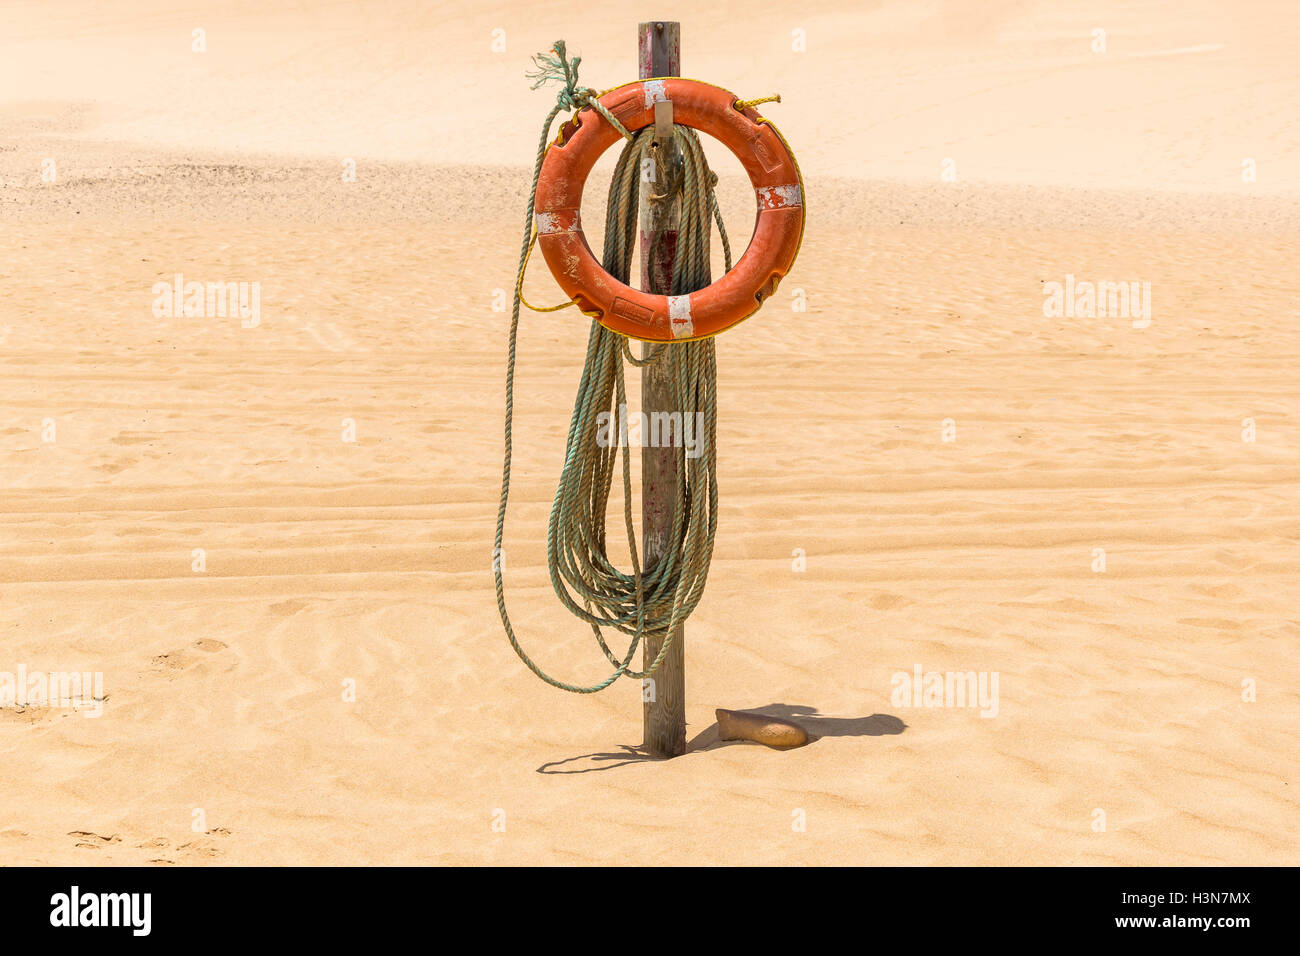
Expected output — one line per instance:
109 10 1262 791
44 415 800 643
1 0 1296 864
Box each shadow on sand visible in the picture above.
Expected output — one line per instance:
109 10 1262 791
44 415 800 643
536 703 906 774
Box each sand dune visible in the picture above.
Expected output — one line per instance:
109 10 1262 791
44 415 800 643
1 0 1297 865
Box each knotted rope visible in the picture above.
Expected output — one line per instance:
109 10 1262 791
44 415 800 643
495 42 731 693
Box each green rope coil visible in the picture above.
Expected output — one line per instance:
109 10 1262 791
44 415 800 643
495 42 730 693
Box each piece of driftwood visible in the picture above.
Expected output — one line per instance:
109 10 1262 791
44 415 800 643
715 708 811 749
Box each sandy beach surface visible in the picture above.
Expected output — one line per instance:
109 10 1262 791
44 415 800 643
2 0 1297 865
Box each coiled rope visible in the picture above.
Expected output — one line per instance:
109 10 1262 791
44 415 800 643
495 42 731 693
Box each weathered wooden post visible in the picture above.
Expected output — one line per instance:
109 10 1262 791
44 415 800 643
639 20 688 758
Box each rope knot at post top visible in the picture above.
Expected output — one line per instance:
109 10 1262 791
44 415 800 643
527 40 784 154
527 40 636 141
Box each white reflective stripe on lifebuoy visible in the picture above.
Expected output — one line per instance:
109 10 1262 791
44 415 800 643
535 210 582 235
643 80 668 108
667 295 694 338
756 184 802 210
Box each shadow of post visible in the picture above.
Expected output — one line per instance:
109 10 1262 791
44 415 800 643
537 704 905 774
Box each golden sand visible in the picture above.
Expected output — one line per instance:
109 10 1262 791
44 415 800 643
1 0 1296 865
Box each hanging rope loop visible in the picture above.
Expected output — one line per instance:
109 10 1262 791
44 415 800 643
495 42 729 693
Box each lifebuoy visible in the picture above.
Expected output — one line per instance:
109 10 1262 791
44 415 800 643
533 78 804 342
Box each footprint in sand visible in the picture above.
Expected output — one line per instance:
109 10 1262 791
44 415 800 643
870 592 911 610
138 827 230 864
149 638 228 677
138 837 177 865
176 841 222 859
0 705 54 725
270 599 308 618
69 831 121 850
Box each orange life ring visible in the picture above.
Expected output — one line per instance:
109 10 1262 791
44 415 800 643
533 78 804 342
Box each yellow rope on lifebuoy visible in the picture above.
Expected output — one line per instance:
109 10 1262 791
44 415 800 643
735 94 781 111
515 228 601 317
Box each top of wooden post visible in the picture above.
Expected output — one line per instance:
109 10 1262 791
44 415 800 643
638 21 680 78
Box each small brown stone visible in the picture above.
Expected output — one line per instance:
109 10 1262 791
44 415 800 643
715 708 810 749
